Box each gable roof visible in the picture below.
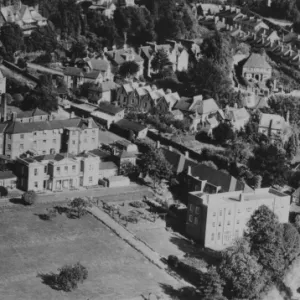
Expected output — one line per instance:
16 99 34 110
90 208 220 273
16 108 48 119
87 58 109 71
0 170 16 179
174 97 193 111
243 53 272 70
161 148 186 174
64 67 84 77
225 107 250 122
97 103 124 116
105 48 143 65
188 164 250 193
193 98 219 115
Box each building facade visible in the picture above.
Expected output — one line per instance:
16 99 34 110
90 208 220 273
3 117 99 159
186 188 290 250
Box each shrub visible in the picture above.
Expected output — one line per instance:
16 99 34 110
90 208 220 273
0 186 8 197
129 201 147 208
56 262 88 292
22 190 37 205
68 198 88 218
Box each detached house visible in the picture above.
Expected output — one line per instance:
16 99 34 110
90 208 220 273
224 106 250 130
242 53 272 83
139 41 189 77
258 113 289 141
105 46 144 77
0 0 47 35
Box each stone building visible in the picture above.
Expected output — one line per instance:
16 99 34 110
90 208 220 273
186 188 290 250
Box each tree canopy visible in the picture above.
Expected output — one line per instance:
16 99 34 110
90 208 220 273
119 61 140 78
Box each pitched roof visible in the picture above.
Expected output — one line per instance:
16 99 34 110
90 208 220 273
97 103 124 115
225 107 250 122
16 108 48 119
105 48 143 65
243 53 272 70
99 161 118 170
114 119 147 133
259 113 285 130
88 148 111 160
188 164 249 193
0 170 16 179
193 98 219 115
5 117 98 134
161 148 186 174
87 58 109 71
174 97 193 111
64 67 84 77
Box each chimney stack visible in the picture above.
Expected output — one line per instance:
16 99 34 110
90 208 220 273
168 146 173 151
239 193 244 202
1 94 7 122
156 140 160 149
88 117 93 129
187 165 192 176
185 151 189 158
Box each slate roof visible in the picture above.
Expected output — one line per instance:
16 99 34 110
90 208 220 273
174 97 193 111
87 58 109 71
99 161 118 170
188 164 250 193
105 48 143 65
16 108 48 119
88 148 111 160
0 170 16 179
114 119 147 133
161 148 186 174
225 107 250 122
5 117 98 134
64 67 84 77
243 53 272 70
98 103 124 116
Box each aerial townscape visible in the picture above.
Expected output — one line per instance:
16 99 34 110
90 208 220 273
4 0 300 299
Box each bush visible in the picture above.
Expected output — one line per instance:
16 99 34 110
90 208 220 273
22 190 37 205
0 186 8 197
129 201 147 208
56 262 88 292
68 198 88 218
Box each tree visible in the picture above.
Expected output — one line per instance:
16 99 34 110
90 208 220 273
56 262 88 292
68 198 88 218
281 223 300 264
246 205 286 279
198 267 225 299
151 49 173 74
119 61 140 79
253 175 262 189
140 144 173 186
0 186 8 197
22 190 38 205
70 40 87 59
0 23 24 58
219 239 267 299
213 123 236 145
119 162 139 179
249 143 289 187
189 58 232 101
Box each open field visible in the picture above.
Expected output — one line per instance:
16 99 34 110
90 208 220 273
0 203 181 300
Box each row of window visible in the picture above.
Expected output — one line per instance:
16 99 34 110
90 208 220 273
34 165 77 176
188 214 198 224
211 230 239 241
212 219 240 227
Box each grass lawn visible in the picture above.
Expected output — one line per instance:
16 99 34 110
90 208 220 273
0 203 180 300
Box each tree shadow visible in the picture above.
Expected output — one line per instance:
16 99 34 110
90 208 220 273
169 236 221 266
34 213 51 221
276 279 293 300
9 198 27 206
37 272 60 291
159 284 198 300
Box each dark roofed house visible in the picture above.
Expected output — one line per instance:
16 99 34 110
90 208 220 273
110 119 148 139
0 170 17 189
105 46 144 77
91 103 125 129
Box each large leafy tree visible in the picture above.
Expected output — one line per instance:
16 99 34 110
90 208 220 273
189 58 232 101
246 205 286 279
139 143 173 185
119 61 140 78
249 143 289 187
151 49 173 74
281 223 300 264
212 123 236 145
0 23 24 56
219 239 267 299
